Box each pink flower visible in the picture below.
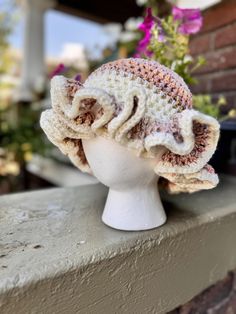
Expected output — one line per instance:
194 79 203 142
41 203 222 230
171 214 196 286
135 8 166 57
135 8 155 57
172 6 203 35
49 63 66 78
74 74 81 81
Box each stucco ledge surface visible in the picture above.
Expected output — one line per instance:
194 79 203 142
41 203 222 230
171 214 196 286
0 175 236 313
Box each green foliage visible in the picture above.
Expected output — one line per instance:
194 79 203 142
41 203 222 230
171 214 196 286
0 0 17 74
119 1 235 120
0 0 51 176
149 16 205 85
0 103 51 164
0 12 11 51
193 95 226 120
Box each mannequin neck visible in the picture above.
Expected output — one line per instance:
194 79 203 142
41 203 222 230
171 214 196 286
102 178 166 231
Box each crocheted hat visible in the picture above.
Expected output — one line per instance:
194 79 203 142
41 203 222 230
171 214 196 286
40 58 219 193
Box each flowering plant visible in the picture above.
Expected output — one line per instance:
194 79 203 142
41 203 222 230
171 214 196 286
118 2 236 120
135 6 205 85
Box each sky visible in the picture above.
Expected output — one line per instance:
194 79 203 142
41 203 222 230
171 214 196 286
9 8 116 59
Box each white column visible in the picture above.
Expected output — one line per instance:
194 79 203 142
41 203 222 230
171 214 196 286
17 0 55 101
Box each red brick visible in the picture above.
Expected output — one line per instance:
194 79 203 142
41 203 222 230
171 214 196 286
195 47 236 74
201 0 236 33
209 289 236 314
190 34 212 55
190 76 211 94
211 71 236 92
178 273 234 314
215 23 236 49
168 273 235 314
167 271 236 314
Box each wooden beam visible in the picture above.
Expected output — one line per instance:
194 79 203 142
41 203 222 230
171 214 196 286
55 3 111 24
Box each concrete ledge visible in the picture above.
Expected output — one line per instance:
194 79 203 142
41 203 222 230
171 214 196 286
26 155 98 186
0 176 236 313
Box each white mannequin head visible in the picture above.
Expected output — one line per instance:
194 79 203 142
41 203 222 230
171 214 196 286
82 137 158 190
82 136 167 231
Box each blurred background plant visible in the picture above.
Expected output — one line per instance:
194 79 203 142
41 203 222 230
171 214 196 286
193 95 236 121
118 0 236 120
0 1 50 191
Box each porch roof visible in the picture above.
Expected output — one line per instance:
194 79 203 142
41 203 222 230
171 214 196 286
55 0 143 23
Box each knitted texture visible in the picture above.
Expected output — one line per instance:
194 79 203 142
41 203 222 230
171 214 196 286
40 58 220 193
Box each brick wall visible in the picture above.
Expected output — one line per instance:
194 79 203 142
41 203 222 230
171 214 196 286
168 270 236 314
190 0 236 112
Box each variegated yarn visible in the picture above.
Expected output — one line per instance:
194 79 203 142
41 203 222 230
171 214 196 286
40 58 220 193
